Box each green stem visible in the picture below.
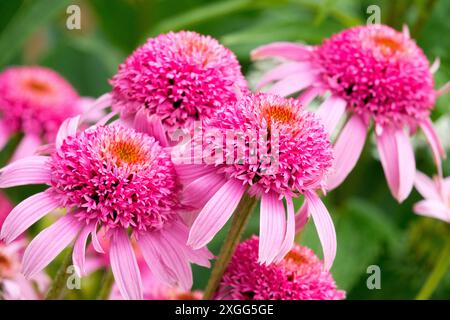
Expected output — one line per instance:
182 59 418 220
416 236 450 300
96 268 115 300
45 249 73 300
203 193 257 300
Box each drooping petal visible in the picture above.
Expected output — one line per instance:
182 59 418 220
420 118 445 174
414 200 450 222
259 191 286 265
56 115 80 149
0 191 60 244
376 126 415 203
0 156 51 188
256 62 311 89
72 223 95 276
174 164 217 185
10 134 42 162
267 72 316 97
0 120 10 151
415 171 441 201
187 179 246 249
327 115 367 190
274 195 295 262
430 57 440 74
298 87 322 106
110 229 143 300
90 223 105 254
182 172 227 209
22 215 81 278
81 93 112 120
305 191 336 270
295 202 309 234
315 95 347 135
134 108 169 147
251 42 312 61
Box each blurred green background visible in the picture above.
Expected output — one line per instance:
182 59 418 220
0 0 449 300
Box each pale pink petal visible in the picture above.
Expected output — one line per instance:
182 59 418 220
402 24 410 38
56 115 80 149
0 156 51 188
315 95 347 135
22 215 81 278
110 229 143 300
420 118 446 173
415 171 441 201
259 191 286 265
251 42 312 61
0 191 60 244
187 179 246 249
182 172 227 209
10 134 42 162
0 120 10 151
72 223 95 276
274 196 295 262
376 126 415 203
327 115 367 190
430 57 440 74
437 81 450 96
174 164 217 185
414 200 450 222
134 109 169 147
257 62 311 89
81 93 112 120
298 87 322 106
91 223 105 254
77 97 104 122
95 111 118 126
295 202 309 233
305 191 336 270
267 72 316 97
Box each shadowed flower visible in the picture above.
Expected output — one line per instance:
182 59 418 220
108 31 247 145
0 118 212 300
0 192 48 299
413 171 450 223
218 236 345 300
0 66 95 161
179 93 337 269
252 24 447 203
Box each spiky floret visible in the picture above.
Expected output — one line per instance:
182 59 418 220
110 31 247 132
205 93 333 195
49 125 180 232
315 25 435 127
219 236 345 300
0 66 80 139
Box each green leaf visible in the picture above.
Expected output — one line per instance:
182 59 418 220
0 0 72 67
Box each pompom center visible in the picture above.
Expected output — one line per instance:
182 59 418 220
108 140 147 166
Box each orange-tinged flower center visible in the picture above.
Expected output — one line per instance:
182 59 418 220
371 34 406 57
0 252 13 278
22 78 54 96
108 140 146 166
262 105 296 126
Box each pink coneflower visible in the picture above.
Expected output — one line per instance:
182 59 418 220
0 66 92 160
109 31 247 145
0 118 212 300
218 236 345 300
413 171 450 223
180 93 337 269
0 192 49 300
252 24 447 202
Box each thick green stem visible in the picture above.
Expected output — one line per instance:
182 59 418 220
203 193 257 300
96 268 115 300
45 249 73 300
416 236 450 300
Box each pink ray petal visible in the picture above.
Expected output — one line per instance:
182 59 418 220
430 57 440 74
0 120 10 151
420 118 446 174
10 134 42 162
22 215 81 278
415 171 441 201
274 195 295 262
0 191 60 244
90 223 105 254
110 229 143 300
0 156 51 188
257 62 311 89
315 95 347 135
267 72 316 97
414 200 450 222
327 115 367 190
298 87 322 106
81 93 112 121
187 179 246 249
174 164 217 185
134 108 169 147
251 42 312 61
182 172 227 209
56 115 80 149
259 191 286 265
72 222 95 276
305 191 336 270
295 202 309 234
